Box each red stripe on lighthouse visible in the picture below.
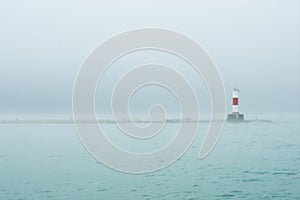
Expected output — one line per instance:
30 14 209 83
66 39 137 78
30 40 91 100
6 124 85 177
233 98 238 105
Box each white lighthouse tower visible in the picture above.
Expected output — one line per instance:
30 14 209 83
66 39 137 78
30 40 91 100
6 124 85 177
227 87 244 121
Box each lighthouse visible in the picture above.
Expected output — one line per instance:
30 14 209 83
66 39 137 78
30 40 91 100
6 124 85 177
227 87 244 121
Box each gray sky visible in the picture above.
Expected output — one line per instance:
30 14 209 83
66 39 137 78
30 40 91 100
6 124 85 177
0 0 299 119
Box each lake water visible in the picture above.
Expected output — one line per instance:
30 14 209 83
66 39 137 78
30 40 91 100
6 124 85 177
0 119 299 199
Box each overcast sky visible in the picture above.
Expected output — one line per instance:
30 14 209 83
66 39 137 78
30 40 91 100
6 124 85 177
0 0 299 119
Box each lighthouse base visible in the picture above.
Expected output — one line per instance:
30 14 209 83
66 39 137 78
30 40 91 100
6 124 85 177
227 113 244 122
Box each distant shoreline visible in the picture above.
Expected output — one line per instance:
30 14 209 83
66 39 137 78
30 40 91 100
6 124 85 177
0 119 273 124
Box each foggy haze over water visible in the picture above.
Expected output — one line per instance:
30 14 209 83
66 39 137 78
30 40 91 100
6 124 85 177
0 2 300 199
0 0 299 119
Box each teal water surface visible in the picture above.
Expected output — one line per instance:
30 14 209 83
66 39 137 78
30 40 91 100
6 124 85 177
0 120 299 199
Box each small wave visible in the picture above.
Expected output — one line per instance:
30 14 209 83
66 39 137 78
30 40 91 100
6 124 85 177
242 178 262 182
272 172 297 176
243 170 268 175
